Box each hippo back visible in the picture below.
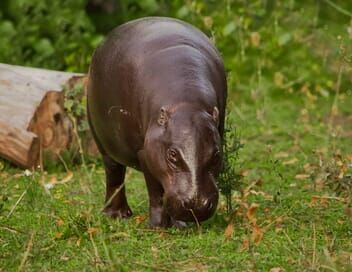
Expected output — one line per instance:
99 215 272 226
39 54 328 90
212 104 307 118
87 17 227 168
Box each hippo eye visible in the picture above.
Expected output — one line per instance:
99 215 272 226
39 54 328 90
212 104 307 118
167 148 182 169
167 148 178 163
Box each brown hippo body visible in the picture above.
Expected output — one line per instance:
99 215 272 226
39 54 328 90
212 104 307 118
87 17 227 227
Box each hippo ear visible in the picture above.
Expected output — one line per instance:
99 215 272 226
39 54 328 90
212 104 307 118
157 106 169 126
212 106 219 127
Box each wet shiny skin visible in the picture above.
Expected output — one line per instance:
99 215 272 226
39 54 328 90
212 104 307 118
87 17 227 227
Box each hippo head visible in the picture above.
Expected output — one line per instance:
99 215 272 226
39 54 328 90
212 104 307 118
143 104 221 222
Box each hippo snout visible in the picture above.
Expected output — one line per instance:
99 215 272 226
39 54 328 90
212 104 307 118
165 191 219 222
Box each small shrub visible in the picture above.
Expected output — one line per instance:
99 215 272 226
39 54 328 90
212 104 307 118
218 112 243 214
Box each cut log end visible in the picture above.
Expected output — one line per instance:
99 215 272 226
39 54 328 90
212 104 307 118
0 120 40 168
28 91 73 157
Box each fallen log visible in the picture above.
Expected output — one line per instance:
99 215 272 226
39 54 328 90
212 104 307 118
0 120 39 168
0 63 96 169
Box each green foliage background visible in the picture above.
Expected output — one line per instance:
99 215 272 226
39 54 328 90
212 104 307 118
0 0 351 94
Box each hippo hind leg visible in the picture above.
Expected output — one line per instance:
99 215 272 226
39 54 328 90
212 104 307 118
87 107 132 219
102 155 132 219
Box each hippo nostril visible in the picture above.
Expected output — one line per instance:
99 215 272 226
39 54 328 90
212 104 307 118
207 201 213 211
202 199 213 211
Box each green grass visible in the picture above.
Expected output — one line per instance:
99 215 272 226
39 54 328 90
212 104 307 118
1 92 351 271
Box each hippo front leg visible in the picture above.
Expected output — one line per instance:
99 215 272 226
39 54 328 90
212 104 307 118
138 151 171 228
144 173 171 228
102 155 132 218
143 178 186 228
141 172 170 227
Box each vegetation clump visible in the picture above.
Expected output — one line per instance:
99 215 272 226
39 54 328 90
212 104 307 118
218 113 243 213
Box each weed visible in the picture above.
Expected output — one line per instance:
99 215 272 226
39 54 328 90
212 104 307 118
218 112 243 214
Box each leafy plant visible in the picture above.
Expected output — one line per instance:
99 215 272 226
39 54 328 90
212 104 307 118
0 0 103 71
63 80 95 165
64 82 89 133
218 112 243 214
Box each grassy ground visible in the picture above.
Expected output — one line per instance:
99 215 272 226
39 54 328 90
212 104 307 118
0 90 351 271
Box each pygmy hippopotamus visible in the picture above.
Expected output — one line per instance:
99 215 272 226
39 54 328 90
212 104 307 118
87 17 227 227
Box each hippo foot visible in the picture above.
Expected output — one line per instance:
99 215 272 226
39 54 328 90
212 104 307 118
148 206 170 228
149 216 187 229
103 206 133 219
149 215 170 229
149 221 169 229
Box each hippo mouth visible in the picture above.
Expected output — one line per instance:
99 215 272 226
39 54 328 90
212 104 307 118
165 195 218 222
